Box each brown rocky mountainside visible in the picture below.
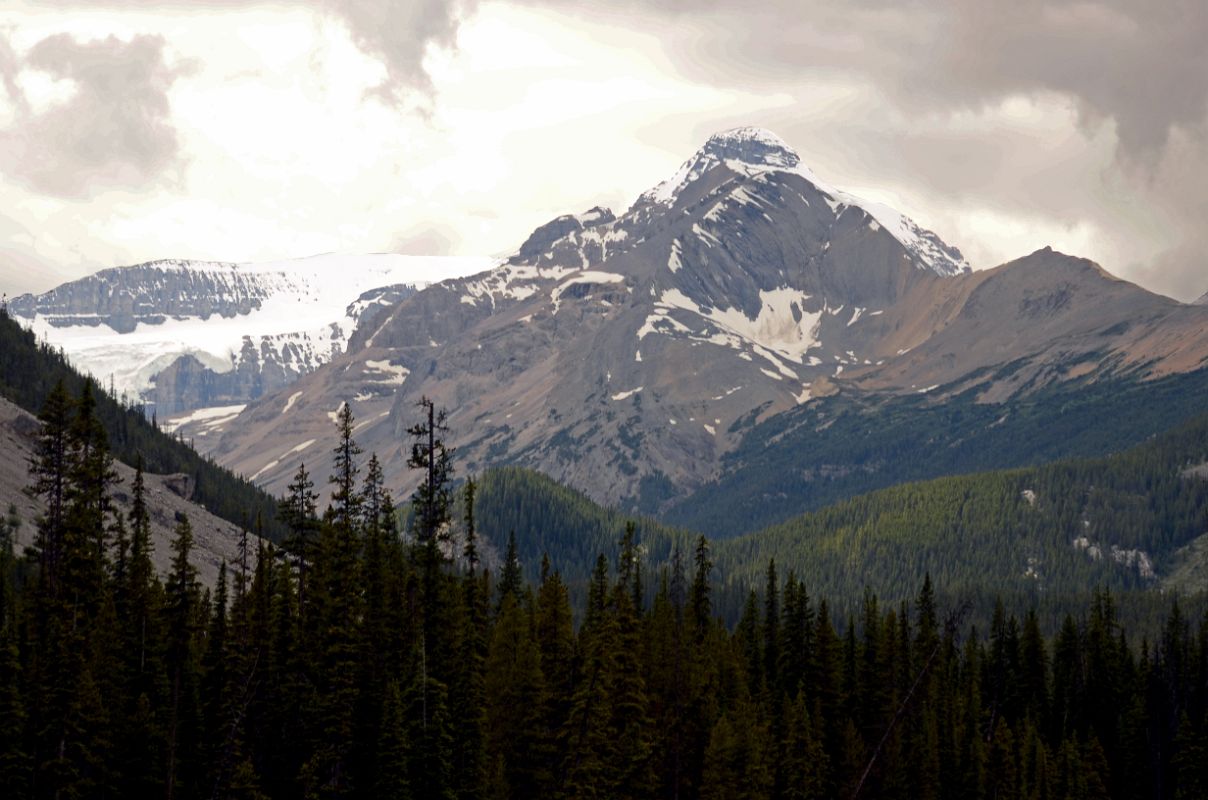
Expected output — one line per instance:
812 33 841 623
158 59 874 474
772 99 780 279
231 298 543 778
843 248 1208 402
0 395 251 586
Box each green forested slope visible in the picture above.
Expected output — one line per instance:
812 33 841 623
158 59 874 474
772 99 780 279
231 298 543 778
474 410 1208 628
0 309 283 537
713 409 1208 610
665 368 1208 537
469 466 690 597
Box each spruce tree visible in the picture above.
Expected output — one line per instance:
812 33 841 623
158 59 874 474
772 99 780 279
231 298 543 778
535 557 576 724
165 513 201 800
450 478 488 800
780 693 827 800
407 396 454 551
329 403 363 536
201 564 233 796
763 559 781 699
498 530 523 611
608 556 656 800
407 397 455 683
279 462 318 601
28 378 71 593
690 535 713 639
485 593 550 797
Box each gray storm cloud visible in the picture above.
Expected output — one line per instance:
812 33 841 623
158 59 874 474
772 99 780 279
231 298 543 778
317 0 479 103
0 32 185 198
565 0 1208 298
534 0 1208 161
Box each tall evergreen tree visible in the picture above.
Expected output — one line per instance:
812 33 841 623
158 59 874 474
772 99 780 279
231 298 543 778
301 412 366 797
407 397 453 550
450 478 488 800
485 593 550 797
165 513 201 800
27 379 71 594
279 462 319 601
407 397 455 684
329 403 363 535
691 535 713 640
498 530 523 612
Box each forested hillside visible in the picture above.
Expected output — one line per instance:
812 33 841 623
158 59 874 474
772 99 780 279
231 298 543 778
666 367 1208 536
2 388 1207 799
5 287 1208 798
467 466 689 604
0 309 282 537
467 410 1208 631
712 408 1208 611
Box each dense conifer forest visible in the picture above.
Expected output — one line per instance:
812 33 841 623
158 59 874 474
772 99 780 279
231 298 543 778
3 376 1208 799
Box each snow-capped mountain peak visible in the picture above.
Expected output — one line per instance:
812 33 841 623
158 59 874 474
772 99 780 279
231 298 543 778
700 127 802 169
636 127 970 277
638 127 803 207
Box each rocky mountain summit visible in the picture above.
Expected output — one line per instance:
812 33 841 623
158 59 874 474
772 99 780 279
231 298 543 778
206 128 981 502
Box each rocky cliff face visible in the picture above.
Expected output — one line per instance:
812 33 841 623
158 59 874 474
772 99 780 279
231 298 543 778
8 260 265 333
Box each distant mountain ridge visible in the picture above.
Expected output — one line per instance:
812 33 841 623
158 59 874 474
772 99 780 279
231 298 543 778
9 254 495 415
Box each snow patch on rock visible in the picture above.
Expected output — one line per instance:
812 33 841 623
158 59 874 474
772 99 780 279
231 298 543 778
612 386 643 401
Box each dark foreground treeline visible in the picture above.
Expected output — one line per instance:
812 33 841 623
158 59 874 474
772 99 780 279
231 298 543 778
2 385 1208 800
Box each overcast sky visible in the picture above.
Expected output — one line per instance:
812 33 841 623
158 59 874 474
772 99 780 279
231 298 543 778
1 0 1205 300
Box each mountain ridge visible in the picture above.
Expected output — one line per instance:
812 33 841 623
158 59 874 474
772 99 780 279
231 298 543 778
9 253 496 415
